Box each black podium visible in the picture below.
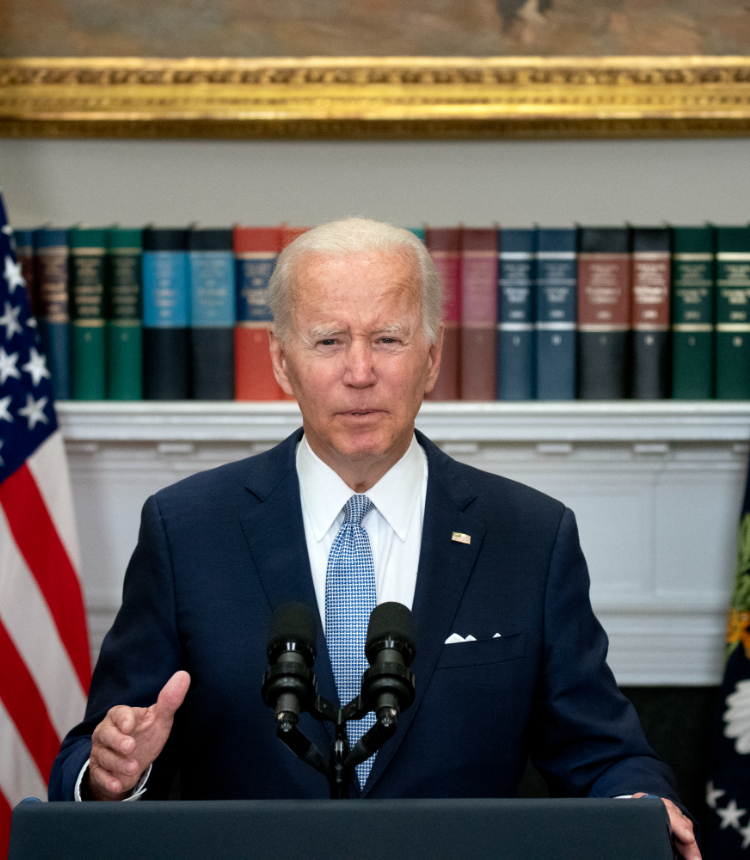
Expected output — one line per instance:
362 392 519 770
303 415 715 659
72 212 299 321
9 797 675 860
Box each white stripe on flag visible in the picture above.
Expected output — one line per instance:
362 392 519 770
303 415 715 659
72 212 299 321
25 430 82 573
0 697 47 806
0 508 87 738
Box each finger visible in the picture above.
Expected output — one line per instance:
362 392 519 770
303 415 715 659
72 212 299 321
95 722 136 756
154 670 191 721
94 747 140 779
108 705 139 736
662 801 700 860
88 760 129 799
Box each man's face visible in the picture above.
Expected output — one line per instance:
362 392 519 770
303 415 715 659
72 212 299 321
270 250 443 486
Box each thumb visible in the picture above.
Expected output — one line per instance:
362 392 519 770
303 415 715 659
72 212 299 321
154 670 191 721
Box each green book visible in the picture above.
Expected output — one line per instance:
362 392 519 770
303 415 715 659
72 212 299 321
106 228 143 400
671 226 715 399
716 227 750 399
69 227 107 400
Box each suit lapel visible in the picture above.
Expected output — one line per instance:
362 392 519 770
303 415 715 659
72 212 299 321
239 430 339 753
362 433 485 795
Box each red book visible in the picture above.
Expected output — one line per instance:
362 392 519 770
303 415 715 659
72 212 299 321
234 226 286 401
460 228 497 400
425 227 462 400
577 228 631 399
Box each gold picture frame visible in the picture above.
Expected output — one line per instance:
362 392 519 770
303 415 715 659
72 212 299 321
2 55 750 139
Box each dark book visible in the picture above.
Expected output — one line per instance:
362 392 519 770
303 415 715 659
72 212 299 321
69 227 107 400
234 225 285 401
189 228 235 400
425 227 462 400
106 228 143 400
460 228 497 400
671 226 715 399
535 228 577 400
715 226 750 400
33 227 70 400
142 227 190 400
497 228 536 400
14 229 38 317
631 227 671 399
577 227 631 400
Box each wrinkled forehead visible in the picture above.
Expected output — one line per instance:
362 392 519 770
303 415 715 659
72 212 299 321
289 248 422 306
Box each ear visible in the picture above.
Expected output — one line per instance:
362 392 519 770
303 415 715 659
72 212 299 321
424 324 444 395
268 330 296 398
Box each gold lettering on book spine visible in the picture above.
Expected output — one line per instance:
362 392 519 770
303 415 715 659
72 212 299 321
2 56 750 139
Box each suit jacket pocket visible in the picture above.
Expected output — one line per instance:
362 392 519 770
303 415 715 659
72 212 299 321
435 631 527 669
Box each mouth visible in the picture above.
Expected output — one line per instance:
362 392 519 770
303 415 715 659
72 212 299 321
340 409 383 418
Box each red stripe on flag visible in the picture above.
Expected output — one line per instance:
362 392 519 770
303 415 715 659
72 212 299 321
0 464 90 693
0 789 11 860
0 618 60 785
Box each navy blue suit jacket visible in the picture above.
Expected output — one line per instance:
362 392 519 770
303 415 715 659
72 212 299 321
49 429 679 803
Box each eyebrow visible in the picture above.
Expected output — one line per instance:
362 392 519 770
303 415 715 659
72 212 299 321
308 323 412 340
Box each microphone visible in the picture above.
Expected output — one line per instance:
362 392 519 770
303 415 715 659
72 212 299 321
261 602 318 726
361 602 416 727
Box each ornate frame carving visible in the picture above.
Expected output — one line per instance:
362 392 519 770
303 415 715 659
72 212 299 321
2 56 750 139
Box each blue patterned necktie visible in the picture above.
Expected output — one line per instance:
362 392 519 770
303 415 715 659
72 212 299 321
325 494 377 788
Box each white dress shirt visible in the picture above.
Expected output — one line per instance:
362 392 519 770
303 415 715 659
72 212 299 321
77 432 428 801
297 432 428 627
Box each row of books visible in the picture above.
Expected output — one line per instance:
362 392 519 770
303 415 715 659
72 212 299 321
14 223 750 402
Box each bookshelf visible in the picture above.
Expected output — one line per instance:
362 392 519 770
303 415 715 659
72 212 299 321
59 400 750 687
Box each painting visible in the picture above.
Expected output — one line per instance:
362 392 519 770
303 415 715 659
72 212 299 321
2 1 750 138
3 0 750 58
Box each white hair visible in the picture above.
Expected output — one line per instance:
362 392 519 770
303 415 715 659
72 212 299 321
268 217 442 344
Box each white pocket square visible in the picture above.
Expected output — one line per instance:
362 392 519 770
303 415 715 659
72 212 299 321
444 632 503 644
444 633 477 644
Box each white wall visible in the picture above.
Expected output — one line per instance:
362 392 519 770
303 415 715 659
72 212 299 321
1 136 749 228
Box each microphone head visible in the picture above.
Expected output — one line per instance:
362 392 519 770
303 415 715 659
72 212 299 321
267 602 318 665
365 602 416 666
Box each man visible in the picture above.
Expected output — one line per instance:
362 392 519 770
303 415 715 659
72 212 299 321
49 218 699 859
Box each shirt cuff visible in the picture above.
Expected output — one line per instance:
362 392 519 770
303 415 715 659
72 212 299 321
74 759 151 801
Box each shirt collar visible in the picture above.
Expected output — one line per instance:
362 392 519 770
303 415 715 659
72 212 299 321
296 433 425 543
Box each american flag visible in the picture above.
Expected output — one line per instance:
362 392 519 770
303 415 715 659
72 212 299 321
0 195 90 854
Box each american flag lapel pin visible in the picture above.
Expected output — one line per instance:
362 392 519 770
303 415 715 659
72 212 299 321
451 531 471 545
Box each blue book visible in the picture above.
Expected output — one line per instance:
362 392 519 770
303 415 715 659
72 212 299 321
535 229 577 400
189 228 235 400
33 228 70 400
142 228 190 400
497 229 536 400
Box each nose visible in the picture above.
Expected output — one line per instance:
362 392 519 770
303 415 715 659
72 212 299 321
343 339 376 388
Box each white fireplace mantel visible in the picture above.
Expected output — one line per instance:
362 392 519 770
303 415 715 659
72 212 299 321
59 401 750 686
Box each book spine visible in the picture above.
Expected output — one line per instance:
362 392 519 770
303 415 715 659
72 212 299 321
716 236 750 399
189 233 235 401
107 237 143 400
498 240 535 400
34 230 70 400
14 230 38 318
535 232 577 400
577 235 631 400
142 233 190 400
671 243 714 399
425 228 462 400
631 232 671 399
460 229 497 400
234 228 284 400
69 231 107 400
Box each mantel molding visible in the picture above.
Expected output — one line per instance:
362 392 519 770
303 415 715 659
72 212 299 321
4 56 750 139
56 401 750 444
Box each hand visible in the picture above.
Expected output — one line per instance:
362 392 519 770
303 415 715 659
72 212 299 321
632 793 701 860
87 671 191 801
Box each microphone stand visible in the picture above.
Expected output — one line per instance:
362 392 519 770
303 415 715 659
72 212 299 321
264 659 412 799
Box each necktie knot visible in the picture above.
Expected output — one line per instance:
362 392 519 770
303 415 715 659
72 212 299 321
343 494 374 527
